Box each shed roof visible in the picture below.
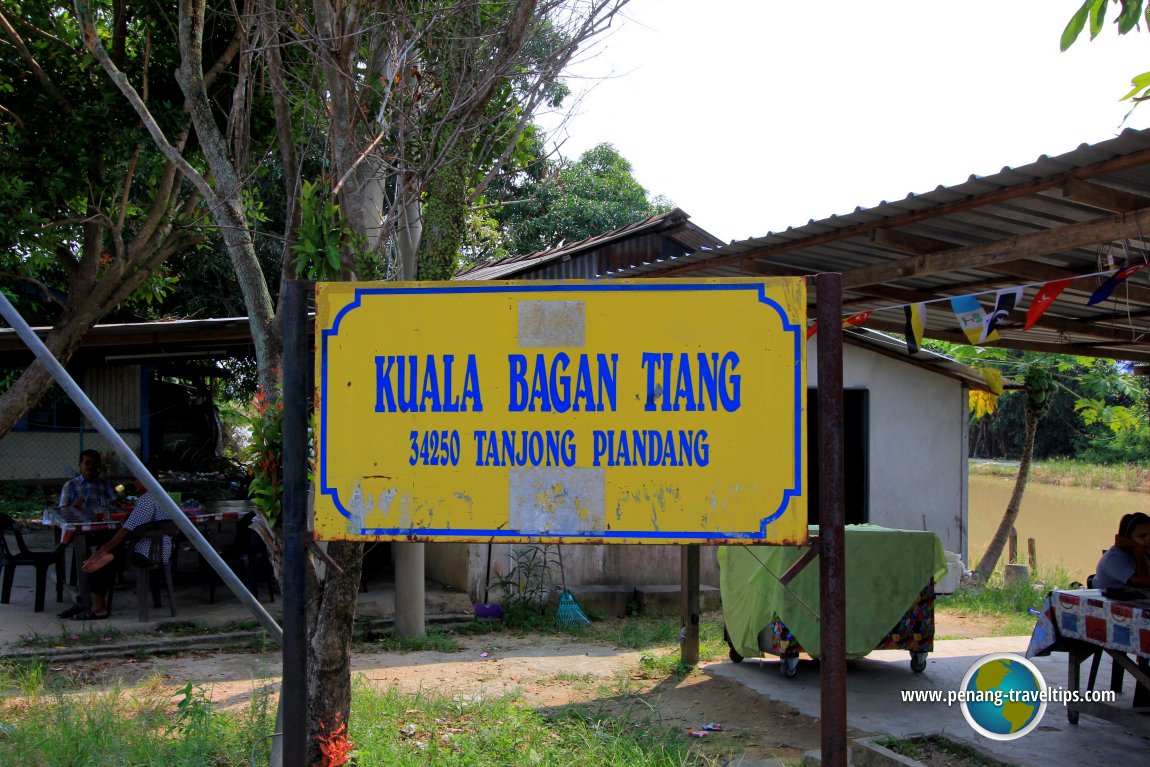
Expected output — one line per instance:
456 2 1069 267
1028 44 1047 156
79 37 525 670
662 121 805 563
0 316 258 367
456 207 723 281
608 128 1150 364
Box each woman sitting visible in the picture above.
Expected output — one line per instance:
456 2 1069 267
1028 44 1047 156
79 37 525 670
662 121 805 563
1094 512 1150 591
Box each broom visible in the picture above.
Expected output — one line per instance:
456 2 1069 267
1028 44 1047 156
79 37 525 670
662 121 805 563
474 541 503 622
555 546 590 627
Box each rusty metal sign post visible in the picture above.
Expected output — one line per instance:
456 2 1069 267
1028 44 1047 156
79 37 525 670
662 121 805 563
313 278 808 545
816 272 848 767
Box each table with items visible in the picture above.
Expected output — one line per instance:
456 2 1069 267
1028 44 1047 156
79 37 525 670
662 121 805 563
720 524 947 676
1026 588 1150 729
43 501 247 609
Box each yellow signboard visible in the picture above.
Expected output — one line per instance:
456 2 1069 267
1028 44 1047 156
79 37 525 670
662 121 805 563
314 278 806 544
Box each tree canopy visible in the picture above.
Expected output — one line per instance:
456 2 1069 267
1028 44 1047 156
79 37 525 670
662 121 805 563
58 2 632 762
478 141 672 261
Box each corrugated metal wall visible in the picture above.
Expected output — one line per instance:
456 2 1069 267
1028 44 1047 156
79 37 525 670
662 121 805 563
0 365 143 480
85 365 141 429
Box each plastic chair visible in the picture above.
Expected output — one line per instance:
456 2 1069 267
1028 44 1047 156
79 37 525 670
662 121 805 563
206 513 277 604
130 520 179 621
0 512 65 612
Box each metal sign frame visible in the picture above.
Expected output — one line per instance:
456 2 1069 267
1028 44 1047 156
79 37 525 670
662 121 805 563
314 278 807 544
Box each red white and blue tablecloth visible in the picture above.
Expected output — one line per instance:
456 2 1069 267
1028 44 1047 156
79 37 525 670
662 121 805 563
1027 588 1150 661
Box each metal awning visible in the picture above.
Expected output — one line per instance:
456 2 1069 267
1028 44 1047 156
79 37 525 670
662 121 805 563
608 128 1150 363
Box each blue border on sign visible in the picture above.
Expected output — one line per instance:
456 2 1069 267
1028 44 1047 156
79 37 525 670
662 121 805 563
319 281 804 541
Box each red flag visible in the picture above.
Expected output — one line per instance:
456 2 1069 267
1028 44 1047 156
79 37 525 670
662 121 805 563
1023 278 1073 331
807 311 873 340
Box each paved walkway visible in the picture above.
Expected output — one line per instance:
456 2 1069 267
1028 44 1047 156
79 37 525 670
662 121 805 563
706 637 1150 767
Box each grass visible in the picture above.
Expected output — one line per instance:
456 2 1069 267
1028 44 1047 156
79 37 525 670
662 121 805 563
878 734 1015 766
353 611 729 676
0 483 56 522
0 651 714 767
347 680 705 767
0 668 275 766
937 564 1074 635
359 626 466 653
17 623 126 649
969 457 1150 493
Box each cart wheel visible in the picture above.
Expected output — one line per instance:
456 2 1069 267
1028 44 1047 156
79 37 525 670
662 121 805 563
780 655 800 678
723 627 744 664
910 651 928 674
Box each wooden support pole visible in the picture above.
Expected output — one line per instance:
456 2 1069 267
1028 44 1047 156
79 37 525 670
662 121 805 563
1009 527 1018 564
680 545 700 666
1028 538 1038 572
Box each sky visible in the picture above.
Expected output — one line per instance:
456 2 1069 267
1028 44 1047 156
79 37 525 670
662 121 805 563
538 0 1150 243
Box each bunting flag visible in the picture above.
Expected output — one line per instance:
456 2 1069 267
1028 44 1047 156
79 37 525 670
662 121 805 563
979 287 1023 343
950 295 998 345
1023 278 1074 331
805 310 873 340
903 303 926 354
1087 264 1147 306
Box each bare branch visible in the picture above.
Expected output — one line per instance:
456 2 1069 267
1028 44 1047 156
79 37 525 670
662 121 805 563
73 1 219 208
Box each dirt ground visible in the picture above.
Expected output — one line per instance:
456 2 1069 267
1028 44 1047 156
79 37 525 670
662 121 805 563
32 610 998 766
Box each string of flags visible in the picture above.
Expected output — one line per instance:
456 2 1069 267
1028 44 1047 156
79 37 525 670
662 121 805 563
805 262 1148 354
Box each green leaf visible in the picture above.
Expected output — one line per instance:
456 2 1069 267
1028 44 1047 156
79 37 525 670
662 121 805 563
1117 0 1143 33
1120 70 1150 100
1062 1 1094 50
1089 0 1109 39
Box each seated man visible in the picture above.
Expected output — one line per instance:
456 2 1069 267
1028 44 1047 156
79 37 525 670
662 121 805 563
56 449 120 618
59 449 118 509
74 478 174 621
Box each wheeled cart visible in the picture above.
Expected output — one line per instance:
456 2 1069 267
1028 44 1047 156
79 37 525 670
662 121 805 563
720 525 947 676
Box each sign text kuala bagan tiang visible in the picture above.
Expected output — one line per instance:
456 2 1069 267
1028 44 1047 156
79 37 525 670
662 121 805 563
314 279 807 544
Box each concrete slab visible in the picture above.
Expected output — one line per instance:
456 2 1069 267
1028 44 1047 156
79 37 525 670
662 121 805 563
705 637 1150 767
0 539 473 653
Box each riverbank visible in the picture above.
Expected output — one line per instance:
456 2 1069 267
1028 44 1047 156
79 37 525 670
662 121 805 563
969 457 1150 493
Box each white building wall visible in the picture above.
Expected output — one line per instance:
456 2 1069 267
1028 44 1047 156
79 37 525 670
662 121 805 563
809 343 968 560
456 342 971 601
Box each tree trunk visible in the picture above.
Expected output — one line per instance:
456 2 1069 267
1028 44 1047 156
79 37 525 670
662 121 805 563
417 156 469 280
306 539 364 766
974 411 1039 583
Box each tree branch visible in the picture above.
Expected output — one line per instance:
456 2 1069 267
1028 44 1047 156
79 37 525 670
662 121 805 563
73 0 219 209
0 6 71 114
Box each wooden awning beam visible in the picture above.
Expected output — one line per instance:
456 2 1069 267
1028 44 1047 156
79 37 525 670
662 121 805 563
1060 178 1150 213
841 209 1150 289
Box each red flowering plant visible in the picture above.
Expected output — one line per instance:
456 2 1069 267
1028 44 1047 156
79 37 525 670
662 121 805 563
317 714 355 767
246 385 284 528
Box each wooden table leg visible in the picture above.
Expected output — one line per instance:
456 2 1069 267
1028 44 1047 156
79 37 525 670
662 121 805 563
1068 648 1082 725
70 533 91 610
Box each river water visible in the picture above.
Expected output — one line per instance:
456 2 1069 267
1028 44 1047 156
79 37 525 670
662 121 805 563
968 474 1149 580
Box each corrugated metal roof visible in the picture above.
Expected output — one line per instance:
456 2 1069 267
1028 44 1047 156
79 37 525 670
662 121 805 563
456 207 723 281
609 128 1150 363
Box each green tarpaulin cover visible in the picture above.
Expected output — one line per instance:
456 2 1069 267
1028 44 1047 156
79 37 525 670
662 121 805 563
719 524 947 659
